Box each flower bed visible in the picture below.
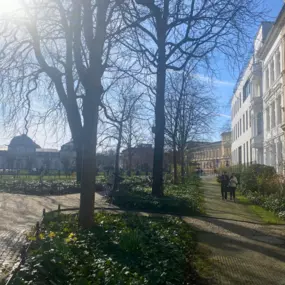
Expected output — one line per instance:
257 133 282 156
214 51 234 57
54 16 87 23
10 213 209 285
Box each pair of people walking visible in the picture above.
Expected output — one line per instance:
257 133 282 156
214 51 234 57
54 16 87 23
219 172 238 202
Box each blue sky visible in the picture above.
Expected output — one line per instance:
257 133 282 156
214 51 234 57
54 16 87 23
212 0 284 141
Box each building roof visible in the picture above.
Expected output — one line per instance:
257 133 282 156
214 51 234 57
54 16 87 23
189 141 222 151
9 134 41 149
258 5 285 59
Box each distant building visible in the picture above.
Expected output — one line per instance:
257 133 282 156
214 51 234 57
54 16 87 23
0 134 75 171
121 144 153 171
189 132 232 173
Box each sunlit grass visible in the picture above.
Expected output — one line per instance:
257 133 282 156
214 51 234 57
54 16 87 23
237 192 285 224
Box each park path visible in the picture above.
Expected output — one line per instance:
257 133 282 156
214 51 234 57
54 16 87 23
183 177 285 285
0 191 109 280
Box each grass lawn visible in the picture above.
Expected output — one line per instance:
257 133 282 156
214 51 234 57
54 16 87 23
109 177 204 216
237 192 285 224
10 212 209 285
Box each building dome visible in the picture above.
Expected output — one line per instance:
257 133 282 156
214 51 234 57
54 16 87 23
9 134 41 149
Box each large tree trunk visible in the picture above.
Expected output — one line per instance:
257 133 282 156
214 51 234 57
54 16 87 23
113 123 123 192
76 147 83 183
79 143 96 228
152 19 166 197
78 91 99 229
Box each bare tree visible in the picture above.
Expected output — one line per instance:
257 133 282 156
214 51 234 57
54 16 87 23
101 80 143 191
165 67 215 183
0 0 133 228
118 0 266 196
122 102 152 174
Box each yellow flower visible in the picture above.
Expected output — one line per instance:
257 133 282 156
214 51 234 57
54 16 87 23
48 232 56 239
39 233 45 240
65 233 77 243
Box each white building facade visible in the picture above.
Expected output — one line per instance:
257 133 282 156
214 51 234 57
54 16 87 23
231 57 254 166
231 5 285 174
258 14 285 173
231 22 273 167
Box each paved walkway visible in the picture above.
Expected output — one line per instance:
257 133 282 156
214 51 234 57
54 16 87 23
183 177 285 285
0 192 108 280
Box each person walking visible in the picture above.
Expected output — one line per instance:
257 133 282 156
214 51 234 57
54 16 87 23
229 173 238 202
220 172 229 200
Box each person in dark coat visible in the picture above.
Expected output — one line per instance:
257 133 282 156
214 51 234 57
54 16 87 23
220 172 230 200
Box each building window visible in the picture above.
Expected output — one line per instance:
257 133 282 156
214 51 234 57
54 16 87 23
270 60 275 85
276 51 281 78
246 111 248 131
265 68 269 91
257 112 263 135
240 119 242 137
271 102 276 128
238 146 242 164
249 112 251 128
266 108 270 131
238 122 240 137
243 114 245 133
243 80 251 102
277 96 282 125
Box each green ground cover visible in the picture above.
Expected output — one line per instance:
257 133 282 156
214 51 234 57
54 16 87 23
11 212 209 285
109 176 204 216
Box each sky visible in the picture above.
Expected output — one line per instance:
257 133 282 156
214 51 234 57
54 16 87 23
0 0 284 149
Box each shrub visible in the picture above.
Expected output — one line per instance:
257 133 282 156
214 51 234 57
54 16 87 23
239 164 278 195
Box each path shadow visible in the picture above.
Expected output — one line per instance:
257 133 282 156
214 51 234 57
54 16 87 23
198 228 285 264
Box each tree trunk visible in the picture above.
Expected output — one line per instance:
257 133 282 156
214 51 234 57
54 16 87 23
152 19 166 197
78 90 99 229
113 123 123 192
79 143 96 228
173 143 178 184
76 147 83 183
181 147 185 183
128 146 132 176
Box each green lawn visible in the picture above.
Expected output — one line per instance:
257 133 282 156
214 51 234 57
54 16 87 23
237 192 285 224
10 212 209 285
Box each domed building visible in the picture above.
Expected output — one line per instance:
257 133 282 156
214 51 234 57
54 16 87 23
0 134 74 171
8 134 41 153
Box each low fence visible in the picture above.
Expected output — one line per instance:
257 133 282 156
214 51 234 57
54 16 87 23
5 206 60 285
4 205 118 285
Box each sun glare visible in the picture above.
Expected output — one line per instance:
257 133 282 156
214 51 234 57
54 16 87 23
0 0 20 14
